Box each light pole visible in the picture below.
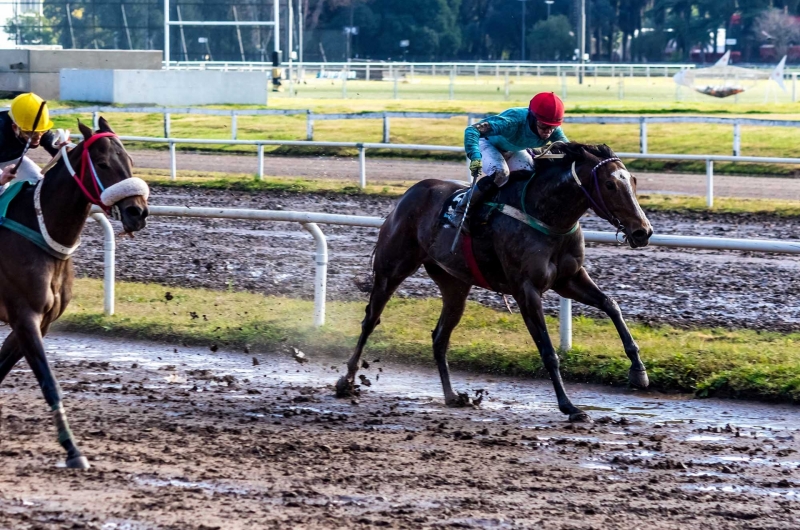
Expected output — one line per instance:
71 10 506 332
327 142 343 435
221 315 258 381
519 0 529 61
545 0 553 19
578 0 585 84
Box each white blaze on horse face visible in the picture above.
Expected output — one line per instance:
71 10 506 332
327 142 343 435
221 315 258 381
611 167 647 221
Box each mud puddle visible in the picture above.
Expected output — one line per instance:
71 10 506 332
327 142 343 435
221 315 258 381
2 331 800 528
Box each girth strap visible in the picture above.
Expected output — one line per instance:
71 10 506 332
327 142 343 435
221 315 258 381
485 202 579 237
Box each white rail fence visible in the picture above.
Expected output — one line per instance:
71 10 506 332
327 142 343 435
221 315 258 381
80 133 800 208
86 206 800 349
166 61 698 79
52 106 800 155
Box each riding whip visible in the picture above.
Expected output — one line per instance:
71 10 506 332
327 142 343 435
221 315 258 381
11 99 47 175
450 166 481 253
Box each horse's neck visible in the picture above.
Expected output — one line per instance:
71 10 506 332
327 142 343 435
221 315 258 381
39 151 91 247
501 165 588 229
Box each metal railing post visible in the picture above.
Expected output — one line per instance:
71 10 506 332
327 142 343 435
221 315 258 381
306 111 314 141
706 159 714 208
559 297 572 351
733 122 741 157
92 111 99 130
793 73 797 103
504 71 510 100
449 68 455 100
639 117 648 154
89 213 115 316
231 113 238 140
169 141 177 181
358 144 366 188
394 74 399 100
164 113 171 138
383 113 390 143
301 222 328 327
257 144 264 179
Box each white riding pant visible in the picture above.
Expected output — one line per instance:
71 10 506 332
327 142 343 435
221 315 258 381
479 138 534 187
0 156 42 195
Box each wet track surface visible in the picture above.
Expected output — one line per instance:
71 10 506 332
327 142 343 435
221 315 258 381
74 186 800 332
1 332 799 528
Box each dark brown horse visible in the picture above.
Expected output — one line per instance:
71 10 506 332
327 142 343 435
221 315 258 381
0 118 149 468
337 143 653 422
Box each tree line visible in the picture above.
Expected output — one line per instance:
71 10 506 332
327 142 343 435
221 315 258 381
5 0 799 63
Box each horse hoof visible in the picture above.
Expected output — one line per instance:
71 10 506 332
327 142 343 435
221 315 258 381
335 376 358 398
629 368 650 389
568 412 592 423
445 392 472 408
65 455 90 469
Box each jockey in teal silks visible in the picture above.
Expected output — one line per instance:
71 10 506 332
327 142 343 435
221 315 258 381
454 92 569 219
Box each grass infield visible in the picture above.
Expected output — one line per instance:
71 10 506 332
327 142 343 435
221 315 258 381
57 279 800 403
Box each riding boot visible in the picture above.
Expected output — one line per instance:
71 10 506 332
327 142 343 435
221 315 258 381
468 175 500 212
452 175 499 228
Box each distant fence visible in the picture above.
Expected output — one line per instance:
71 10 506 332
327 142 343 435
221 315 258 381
52 106 800 157
166 61 698 79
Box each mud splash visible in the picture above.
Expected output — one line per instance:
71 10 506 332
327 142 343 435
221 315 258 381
1 332 799 529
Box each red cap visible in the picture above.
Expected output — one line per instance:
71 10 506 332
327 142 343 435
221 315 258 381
528 92 565 127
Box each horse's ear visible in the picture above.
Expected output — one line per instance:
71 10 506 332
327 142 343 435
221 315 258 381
97 116 115 133
77 119 93 141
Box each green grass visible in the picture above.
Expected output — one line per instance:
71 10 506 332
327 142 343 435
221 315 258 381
58 279 800 403
137 168 800 217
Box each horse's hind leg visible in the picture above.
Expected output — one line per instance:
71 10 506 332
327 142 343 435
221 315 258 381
424 263 472 407
335 258 420 397
14 315 89 469
515 280 590 422
0 332 24 384
554 268 649 389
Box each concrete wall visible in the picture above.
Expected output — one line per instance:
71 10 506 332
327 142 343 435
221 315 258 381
0 49 162 99
60 69 269 105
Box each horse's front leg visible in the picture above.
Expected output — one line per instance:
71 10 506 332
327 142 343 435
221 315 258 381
554 267 649 389
14 314 89 469
514 281 590 422
0 332 24 384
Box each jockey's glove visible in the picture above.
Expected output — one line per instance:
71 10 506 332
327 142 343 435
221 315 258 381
469 158 482 177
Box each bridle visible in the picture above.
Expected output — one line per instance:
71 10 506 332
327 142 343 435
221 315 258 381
570 157 627 241
42 131 149 220
35 130 150 257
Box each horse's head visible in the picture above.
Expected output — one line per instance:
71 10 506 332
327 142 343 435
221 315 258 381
76 118 149 233
558 143 652 248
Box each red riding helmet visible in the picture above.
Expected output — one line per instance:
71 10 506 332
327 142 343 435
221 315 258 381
528 92 565 127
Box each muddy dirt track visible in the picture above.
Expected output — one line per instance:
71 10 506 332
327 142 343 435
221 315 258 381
74 186 800 332
1 332 800 529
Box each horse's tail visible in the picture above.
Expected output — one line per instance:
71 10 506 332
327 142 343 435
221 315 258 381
353 244 377 293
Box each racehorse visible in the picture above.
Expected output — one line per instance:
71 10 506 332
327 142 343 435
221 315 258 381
0 118 149 468
336 142 653 422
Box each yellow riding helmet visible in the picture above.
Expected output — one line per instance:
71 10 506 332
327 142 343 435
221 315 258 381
9 93 54 132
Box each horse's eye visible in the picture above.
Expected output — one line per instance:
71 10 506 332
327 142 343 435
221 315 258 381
97 162 111 170
604 180 615 191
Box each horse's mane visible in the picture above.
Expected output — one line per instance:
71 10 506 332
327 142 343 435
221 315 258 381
547 142 616 161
